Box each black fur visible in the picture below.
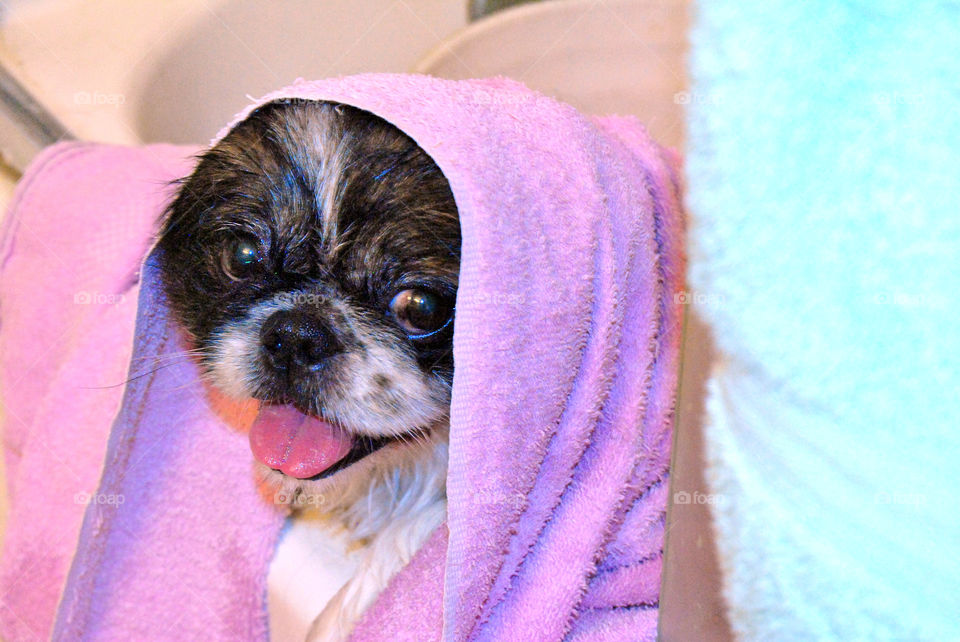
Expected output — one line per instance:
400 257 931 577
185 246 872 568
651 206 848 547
156 100 461 416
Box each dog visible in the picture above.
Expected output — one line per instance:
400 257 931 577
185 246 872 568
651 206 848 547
156 99 460 641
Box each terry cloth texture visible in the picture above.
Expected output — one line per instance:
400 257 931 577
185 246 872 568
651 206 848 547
0 74 685 641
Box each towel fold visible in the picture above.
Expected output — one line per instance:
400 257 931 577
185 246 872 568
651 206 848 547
0 74 684 641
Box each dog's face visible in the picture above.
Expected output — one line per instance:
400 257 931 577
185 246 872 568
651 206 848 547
157 100 460 505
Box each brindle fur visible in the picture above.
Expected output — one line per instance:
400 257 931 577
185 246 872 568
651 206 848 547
157 100 460 419
156 99 461 641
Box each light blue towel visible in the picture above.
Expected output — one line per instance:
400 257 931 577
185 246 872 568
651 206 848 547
686 1 960 639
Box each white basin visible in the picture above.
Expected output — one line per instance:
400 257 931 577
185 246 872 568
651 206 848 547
416 0 689 150
0 0 467 148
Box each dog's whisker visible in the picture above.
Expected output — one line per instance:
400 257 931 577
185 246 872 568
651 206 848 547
80 359 199 389
126 348 205 366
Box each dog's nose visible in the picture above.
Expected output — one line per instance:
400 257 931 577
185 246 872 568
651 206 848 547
260 310 339 369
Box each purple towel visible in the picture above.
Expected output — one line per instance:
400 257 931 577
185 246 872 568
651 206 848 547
0 75 684 641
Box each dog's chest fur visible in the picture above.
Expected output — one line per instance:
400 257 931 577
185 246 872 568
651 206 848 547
275 436 447 642
270 502 446 641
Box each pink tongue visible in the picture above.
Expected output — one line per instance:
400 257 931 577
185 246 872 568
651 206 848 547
249 404 354 479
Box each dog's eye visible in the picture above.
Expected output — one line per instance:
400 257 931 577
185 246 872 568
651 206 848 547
388 289 453 337
220 236 262 280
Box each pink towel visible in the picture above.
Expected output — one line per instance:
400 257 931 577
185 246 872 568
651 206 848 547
0 75 684 641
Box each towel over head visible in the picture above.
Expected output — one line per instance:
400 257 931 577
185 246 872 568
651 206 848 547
0 74 684 641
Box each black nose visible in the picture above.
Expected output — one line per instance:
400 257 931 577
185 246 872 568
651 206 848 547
260 310 339 370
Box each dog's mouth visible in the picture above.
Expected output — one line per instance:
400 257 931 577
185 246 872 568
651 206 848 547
249 403 416 480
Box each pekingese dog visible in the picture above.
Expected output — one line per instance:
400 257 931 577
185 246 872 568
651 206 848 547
156 99 460 641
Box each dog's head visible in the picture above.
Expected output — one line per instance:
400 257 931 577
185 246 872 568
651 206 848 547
157 100 459 506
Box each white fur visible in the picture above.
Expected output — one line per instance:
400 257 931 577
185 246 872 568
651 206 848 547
264 426 448 641
208 295 450 640
315 127 350 249
305 498 446 642
207 299 287 398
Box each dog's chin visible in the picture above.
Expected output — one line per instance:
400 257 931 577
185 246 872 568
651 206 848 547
255 421 449 521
